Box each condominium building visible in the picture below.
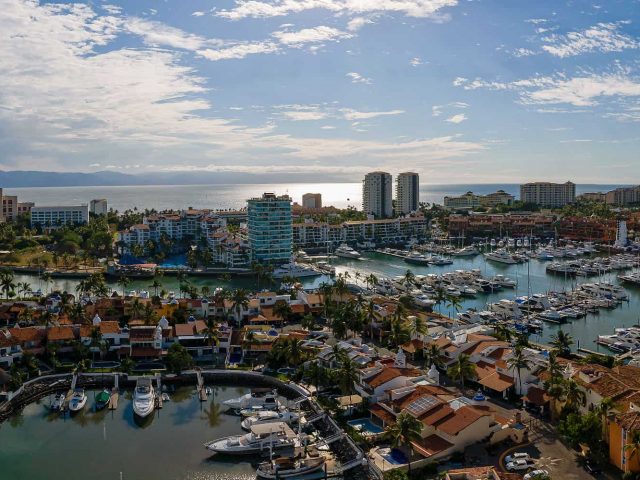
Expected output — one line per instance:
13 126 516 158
247 193 292 264
363 171 393 218
30 205 89 228
520 181 576 208
301 193 322 209
90 198 108 215
444 190 515 210
605 185 640 207
1 193 18 221
395 172 419 215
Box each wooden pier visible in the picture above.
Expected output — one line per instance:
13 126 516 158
108 388 119 410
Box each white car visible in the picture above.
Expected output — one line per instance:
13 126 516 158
506 459 532 471
524 470 549 480
505 452 531 464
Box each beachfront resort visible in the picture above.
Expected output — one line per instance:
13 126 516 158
1 176 640 480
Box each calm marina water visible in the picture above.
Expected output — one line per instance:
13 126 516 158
0 386 258 480
4 183 628 211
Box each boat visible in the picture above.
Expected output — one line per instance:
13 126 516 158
429 255 453 266
404 252 430 265
205 387 213 396
161 393 171 402
484 250 520 264
205 422 297 455
334 244 361 259
452 246 479 257
95 389 111 411
132 377 155 418
488 300 523 320
223 389 280 412
50 392 66 411
257 456 326 479
241 411 300 431
492 275 517 289
272 263 321 279
68 388 87 412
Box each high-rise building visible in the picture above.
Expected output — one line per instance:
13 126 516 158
395 172 419 215
247 193 292 264
90 199 108 215
30 205 90 228
520 181 576 208
302 193 322 209
363 171 393 218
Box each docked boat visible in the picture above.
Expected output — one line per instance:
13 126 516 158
257 456 326 479
132 377 155 418
205 422 297 455
492 275 517 289
95 389 111 411
50 392 66 411
223 389 280 412
272 263 321 279
334 244 361 259
488 300 523 320
429 256 453 266
452 246 479 257
404 252 430 265
241 411 299 431
484 250 520 264
68 388 87 412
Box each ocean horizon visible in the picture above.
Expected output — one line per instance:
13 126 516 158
5 182 630 212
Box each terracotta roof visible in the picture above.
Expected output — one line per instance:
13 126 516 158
364 367 423 389
370 404 396 425
522 385 549 406
401 339 424 354
616 411 640 431
99 321 121 335
130 347 161 357
477 370 514 393
46 326 75 342
174 324 195 336
8 327 43 343
463 340 509 357
194 320 208 334
434 406 489 436
129 327 157 341
411 434 454 458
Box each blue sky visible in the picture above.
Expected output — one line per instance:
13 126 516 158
0 0 639 183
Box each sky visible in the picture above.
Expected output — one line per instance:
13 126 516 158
0 0 639 184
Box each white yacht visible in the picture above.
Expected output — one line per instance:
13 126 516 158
205 422 297 455
334 244 361 259
223 389 280 412
484 250 519 264
257 456 326 479
492 275 517 289
68 388 87 412
50 392 66 412
515 294 551 312
413 294 436 309
241 411 299 431
272 263 320 279
132 377 156 418
453 246 479 257
619 273 640 286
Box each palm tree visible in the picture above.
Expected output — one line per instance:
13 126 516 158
41 272 52 294
337 356 359 404
563 379 586 411
304 361 327 394
424 343 443 368
70 303 86 324
408 315 428 339
283 338 304 366
433 286 448 314
550 330 574 357
0 269 16 300
597 396 615 442
230 288 250 325
141 303 157 325
117 275 130 297
388 317 410 348
365 273 378 292
508 346 532 395
17 281 31 299
448 353 476 390
273 301 293 326
384 411 423 473
624 430 640 472
446 294 463 319
204 318 219 364
149 279 162 297
129 298 143 320
403 269 415 288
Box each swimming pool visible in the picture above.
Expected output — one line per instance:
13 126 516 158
347 418 384 434
377 447 408 465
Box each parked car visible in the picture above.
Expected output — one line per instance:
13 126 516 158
524 469 549 480
505 452 531 464
506 459 532 471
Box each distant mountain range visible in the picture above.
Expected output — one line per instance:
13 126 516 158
0 170 349 187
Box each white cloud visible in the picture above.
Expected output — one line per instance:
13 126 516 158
432 102 467 117
410 57 423 66
198 42 279 61
192 11 206 17
347 72 372 84
321 125 336 130
512 48 535 57
445 113 467 123
124 17 222 51
340 109 405 120
541 22 638 58
272 26 353 46
102 4 122 15
216 0 459 20
347 16 373 31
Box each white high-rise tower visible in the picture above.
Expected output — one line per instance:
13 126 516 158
396 172 419 215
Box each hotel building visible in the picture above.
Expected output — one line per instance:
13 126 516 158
363 171 393 218
30 205 89 228
520 181 576 208
90 199 108 215
247 193 292 264
444 190 515 210
301 193 322 209
395 172 419 215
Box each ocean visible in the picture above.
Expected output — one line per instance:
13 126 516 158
4 183 628 212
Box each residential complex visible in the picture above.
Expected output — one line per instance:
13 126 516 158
395 172 419 215
30 205 89 228
301 193 322 209
520 181 576 207
363 171 393 218
605 185 640 207
247 193 293 265
444 190 515 210
89 198 108 215
0 189 32 222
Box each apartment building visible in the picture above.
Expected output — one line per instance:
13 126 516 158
363 171 393 218
444 190 515 210
301 193 322 209
395 172 419 215
89 198 108 215
247 193 292 264
606 185 640 207
30 205 89 228
520 181 576 207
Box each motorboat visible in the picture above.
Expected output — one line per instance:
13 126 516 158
413 294 436 309
537 309 565 323
404 252 430 265
272 263 321 279
241 411 299 431
489 300 523 320
223 389 281 412
50 392 66 411
452 246 479 257
205 422 297 455
429 256 453 266
492 275 517 289
68 388 87 412
334 244 361 259
132 377 156 418
515 294 551 312
94 389 111 411
257 456 326 479
484 250 520 264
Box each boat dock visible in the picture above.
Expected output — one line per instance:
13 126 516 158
374 249 408 260
108 374 120 410
196 370 207 401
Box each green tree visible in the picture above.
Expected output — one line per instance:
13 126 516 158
384 411 423 473
551 330 574 357
447 353 476 390
166 343 194 374
508 346 532 394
